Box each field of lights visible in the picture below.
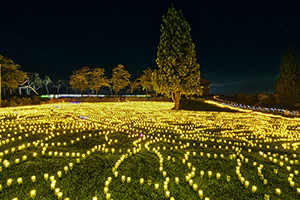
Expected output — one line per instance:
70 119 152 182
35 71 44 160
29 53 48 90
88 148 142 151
1 101 300 200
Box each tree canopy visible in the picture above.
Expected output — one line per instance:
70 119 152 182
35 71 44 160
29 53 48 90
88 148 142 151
69 66 90 95
27 72 43 94
54 79 63 94
139 68 154 95
89 68 109 95
0 55 27 93
154 6 202 110
43 75 52 95
110 64 131 96
274 47 300 107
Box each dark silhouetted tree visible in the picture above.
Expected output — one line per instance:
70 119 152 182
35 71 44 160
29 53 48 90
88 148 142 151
154 6 202 110
43 75 52 95
110 64 131 96
27 72 43 94
62 80 70 94
274 47 300 107
54 79 63 94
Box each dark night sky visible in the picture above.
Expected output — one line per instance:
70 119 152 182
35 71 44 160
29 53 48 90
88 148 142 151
1 0 300 95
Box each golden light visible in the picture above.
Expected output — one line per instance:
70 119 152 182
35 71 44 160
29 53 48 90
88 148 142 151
58 192 63 199
0 100 300 198
198 190 203 198
17 177 22 185
104 187 108 194
276 188 281 195
30 190 36 198
252 186 257 193
31 175 36 182
7 179 12 186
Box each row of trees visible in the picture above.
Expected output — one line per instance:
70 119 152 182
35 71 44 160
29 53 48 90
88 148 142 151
0 55 70 96
0 53 156 97
5 6 298 110
69 65 154 96
70 5 203 110
0 6 204 110
0 53 157 98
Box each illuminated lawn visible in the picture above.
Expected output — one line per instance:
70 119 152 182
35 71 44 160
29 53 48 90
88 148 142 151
1 101 300 200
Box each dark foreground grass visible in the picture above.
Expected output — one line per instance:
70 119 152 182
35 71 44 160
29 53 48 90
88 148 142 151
0 102 300 199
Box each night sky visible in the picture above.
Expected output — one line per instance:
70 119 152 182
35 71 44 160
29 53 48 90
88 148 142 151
1 0 300 95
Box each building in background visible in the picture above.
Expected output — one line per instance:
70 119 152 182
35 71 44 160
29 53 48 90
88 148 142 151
200 78 213 96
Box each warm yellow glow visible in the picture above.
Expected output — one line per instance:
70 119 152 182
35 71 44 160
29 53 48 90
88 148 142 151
31 175 36 182
198 190 203 197
252 186 257 193
7 179 12 186
276 188 281 196
140 178 144 185
30 190 36 198
17 177 22 185
0 101 299 198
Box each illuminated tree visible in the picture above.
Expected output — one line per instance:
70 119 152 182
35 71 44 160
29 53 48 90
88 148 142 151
110 64 131 96
139 68 154 95
27 72 43 93
154 6 202 110
89 68 110 96
130 78 141 94
274 47 300 107
43 75 52 95
0 55 27 94
69 66 90 96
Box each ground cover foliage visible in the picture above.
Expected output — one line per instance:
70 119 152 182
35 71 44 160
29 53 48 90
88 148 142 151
0 101 300 199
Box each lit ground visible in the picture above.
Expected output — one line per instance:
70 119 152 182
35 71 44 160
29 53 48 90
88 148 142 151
1 101 300 199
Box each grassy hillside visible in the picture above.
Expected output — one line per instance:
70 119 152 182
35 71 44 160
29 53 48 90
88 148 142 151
0 102 300 199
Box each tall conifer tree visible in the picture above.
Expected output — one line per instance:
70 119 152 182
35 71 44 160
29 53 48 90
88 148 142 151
154 5 202 110
274 47 300 107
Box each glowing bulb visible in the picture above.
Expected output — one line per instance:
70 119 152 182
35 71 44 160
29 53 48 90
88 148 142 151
121 175 126 183
198 190 203 198
31 175 36 183
252 186 257 193
208 171 212 178
58 192 63 199
104 187 108 194
7 179 12 186
193 184 198 191
30 190 36 198
17 178 22 185
44 174 49 181
276 188 281 196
